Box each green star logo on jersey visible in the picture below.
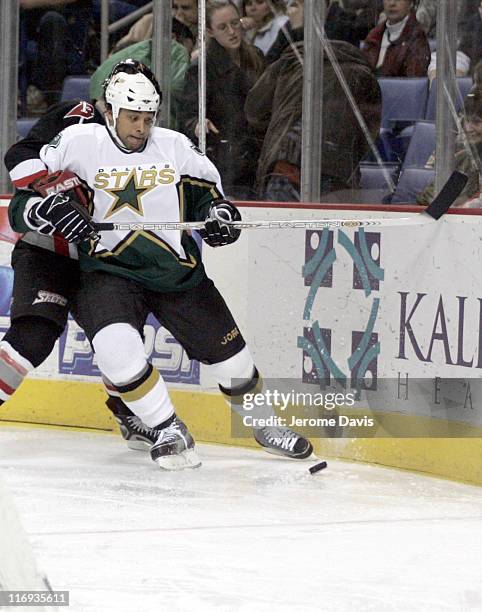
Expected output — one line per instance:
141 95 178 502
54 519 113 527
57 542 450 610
104 170 155 218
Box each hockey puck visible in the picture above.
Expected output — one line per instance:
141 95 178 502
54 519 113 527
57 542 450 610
309 461 327 474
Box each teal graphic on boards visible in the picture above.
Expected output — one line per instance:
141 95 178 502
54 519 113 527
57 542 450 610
298 228 384 390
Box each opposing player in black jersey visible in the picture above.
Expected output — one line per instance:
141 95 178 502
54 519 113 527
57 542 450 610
3 95 172 452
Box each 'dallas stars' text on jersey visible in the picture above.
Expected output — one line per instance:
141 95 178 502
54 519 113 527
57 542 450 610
40 124 224 292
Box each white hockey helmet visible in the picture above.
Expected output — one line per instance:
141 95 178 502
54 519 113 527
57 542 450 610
103 60 162 151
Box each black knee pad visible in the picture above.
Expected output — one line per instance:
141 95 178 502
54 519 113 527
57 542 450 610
3 316 63 367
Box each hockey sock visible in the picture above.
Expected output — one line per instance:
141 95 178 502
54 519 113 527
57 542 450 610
218 368 278 424
110 363 175 428
0 317 61 403
105 394 134 417
3 317 61 367
103 377 136 417
207 347 275 422
219 366 263 410
104 397 176 430
104 383 171 427
0 341 34 403
92 322 176 428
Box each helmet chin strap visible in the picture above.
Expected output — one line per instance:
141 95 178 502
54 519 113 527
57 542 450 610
107 104 132 153
106 103 159 153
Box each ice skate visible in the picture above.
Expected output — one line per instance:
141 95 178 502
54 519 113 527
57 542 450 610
253 426 313 459
116 414 157 451
106 398 156 451
150 415 201 471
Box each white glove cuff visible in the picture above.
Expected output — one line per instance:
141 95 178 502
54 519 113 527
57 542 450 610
23 196 44 231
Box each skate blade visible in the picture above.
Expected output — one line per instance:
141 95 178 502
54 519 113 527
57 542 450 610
127 439 152 452
155 449 202 471
261 447 315 461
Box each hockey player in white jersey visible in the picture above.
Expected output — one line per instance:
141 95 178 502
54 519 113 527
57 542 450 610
10 61 313 470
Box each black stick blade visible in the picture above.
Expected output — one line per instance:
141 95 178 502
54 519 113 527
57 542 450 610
424 171 468 220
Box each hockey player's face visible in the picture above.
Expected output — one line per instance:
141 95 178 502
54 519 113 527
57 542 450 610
113 109 155 150
207 6 242 50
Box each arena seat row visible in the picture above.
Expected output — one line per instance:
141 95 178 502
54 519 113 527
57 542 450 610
360 119 437 202
379 76 473 128
16 76 91 138
376 76 473 162
359 165 435 204
16 117 37 138
59 76 91 102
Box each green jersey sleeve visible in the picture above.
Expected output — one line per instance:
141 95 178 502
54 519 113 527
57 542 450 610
8 190 39 233
175 135 225 223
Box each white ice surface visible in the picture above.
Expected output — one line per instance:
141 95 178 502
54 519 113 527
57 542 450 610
0 427 481 612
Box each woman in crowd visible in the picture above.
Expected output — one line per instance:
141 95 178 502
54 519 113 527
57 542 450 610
180 0 265 198
240 0 289 56
362 0 430 77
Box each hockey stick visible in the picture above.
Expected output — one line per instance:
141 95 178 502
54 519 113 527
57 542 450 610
0 231 19 245
94 171 467 232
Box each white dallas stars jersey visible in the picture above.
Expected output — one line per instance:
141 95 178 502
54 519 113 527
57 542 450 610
39 124 224 291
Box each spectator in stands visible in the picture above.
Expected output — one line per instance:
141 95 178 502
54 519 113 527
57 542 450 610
325 0 383 48
171 17 197 57
460 1 482 77
413 0 436 35
240 0 289 55
20 0 93 110
265 0 304 64
92 0 150 25
245 40 382 200
114 1 198 55
345 0 384 38
90 34 190 129
473 60 482 93
426 50 471 82
362 0 430 77
173 0 199 39
414 0 481 88
266 0 383 65
113 16 195 56
416 0 480 39
417 93 482 208
112 14 155 52
179 0 265 198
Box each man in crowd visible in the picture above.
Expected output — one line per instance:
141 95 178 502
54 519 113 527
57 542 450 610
245 38 382 200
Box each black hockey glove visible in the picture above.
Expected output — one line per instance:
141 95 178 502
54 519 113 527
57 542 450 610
199 199 241 247
26 192 99 243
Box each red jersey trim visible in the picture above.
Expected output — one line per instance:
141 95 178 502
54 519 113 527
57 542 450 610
12 169 47 189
